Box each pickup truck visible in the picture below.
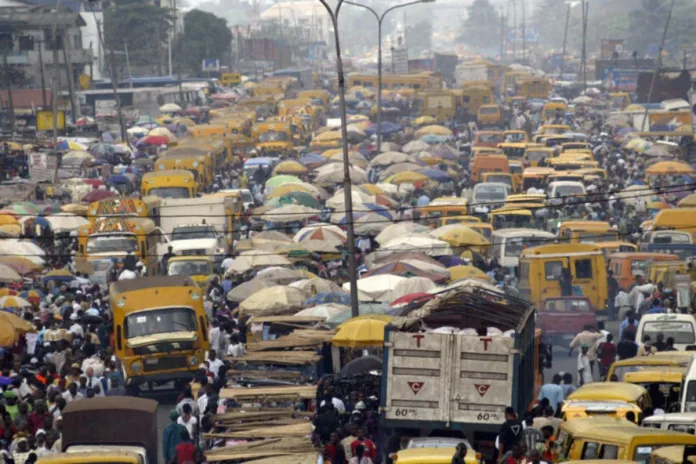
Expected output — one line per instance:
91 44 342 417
380 283 546 461
537 297 597 347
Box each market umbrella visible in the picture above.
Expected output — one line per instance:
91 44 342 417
375 223 430 244
44 213 89 233
83 179 104 188
0 215 18 227
0 295 31 310
325 151 369 169
261 204 319 223
380 234 453 257
643 145 673 157
678 194 696 207
415 125 452 137
365 121 403 136
449 264 490 282
266 182 323 199
332 318 389 348
364 261 448 282
313 131 342 142
305 292 351 306
646 161 694 175
127 126 149 137
342 274 406 302
62 150 94 164
431 224 490 247
293 224 346 247
159 103 182 112
19 289 44 304
265 191 321 209
413 116 438 126
354 213 392 235
0 311 34 347
360 184 387 195
239 286 307 316
226 278 275 303
384 171 429 185
149 127 177 141
57 140 87 150
273 160 308 175
0 265 21 283
326 188 372 209
369 151 413 167
42 268 75 283
573 96 594 104
256 266 308 285
339 355 383 377
402 140 430 153
298 153 328 168
315 163 367 184
418 168 451 182
82 189 116 203
265 175 303 189
290 277 343 295
294 303 347 319
0 258 36 275
327 306 392 327
420 134 447 144
380 162 423 178
139 135 171 146
225 250 292 275
0 288 16 298
624 137 651 153
390 292 435 308
431 144 459 160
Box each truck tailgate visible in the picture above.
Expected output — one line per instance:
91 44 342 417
384 331 515 426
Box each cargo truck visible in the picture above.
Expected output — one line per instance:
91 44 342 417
380 283 546 461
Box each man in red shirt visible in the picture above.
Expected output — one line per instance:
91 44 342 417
175 429 196 464
27 401 52 435
350 427 376 461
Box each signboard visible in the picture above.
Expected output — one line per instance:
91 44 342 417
601 39 623 59
29 153 47 169
202 58 220 72
392 47 408 74
28 151 58 182
95 100 117 118
690 92 696 135
221 72 241 86
78 74 91 90
649 110 692 133
36 110 65 131
601 67 647 92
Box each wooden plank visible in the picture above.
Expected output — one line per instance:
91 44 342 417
252 316 326 323
220 385 316 400
203 422 312 439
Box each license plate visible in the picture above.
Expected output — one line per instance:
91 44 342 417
145 358 159 365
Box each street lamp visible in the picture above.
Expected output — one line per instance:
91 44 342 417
344 0 435 154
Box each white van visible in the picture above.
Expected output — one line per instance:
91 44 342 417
547 181 586 206
636 314 696 351
491 228 556 269
643 413 696 433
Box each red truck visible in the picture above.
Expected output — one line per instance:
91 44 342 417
537 297 597 347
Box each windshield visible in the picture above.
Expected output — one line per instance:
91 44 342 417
542 299 591 313
631 259 650 275
86 235 138 254
168 260 212 276
613 364 671 381
258 131 290 142
578 231 618 244
478 133 503 143
652 233 691 244
148 187 191 199
480 107 499 115
526 151 548 162
486 175 512 186
555 185 584 197
504 133 526 142
125 307 197 338
172 226 217 241
642 321 695 344
504 237 546 257
475 186 507 201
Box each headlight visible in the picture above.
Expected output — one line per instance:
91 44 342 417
189 356 199 366
131 361 143 373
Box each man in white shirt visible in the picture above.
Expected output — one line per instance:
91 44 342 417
62 383 84 403
208 321 221 355
319 392 346 414
177 403 198 438
84 367 104 396
68 318 84 339
227 335 245 358
206 350 224 379
577 345 593 386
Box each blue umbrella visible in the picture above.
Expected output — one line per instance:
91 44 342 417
244 157 276 168
356 203 393 220
418 168 451 182
305 292 351 306
0 377 12 386
298 153 327 166
436 256 468 267
365 122 403 136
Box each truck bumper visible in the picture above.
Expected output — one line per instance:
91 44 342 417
126 371 196 386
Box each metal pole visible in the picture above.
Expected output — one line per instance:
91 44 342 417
581 0 588 91
560 4 570 78
512 0 516 61
316 0 359 318
344 0 434 155
38 40 48 107
92 12 127 143
51 0 61 145
61 33 79 120
520 0 526 61
641 0 675 131
124 42 133 88
500 8 504 60
2 51 15 133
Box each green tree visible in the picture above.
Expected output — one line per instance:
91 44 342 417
460 0 500 53
175 9 232 76
103 2 173 75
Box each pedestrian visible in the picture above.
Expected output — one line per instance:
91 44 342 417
607 269 619 319
521 414 542 455
177 403 198 440
537 374 564 411
577 345 592 386
350 427 376 461
569 326 603 376
615 287 631 321
349 444 373 464
597 333 616 379
616 331 638 360
174 429 196 464
618 311 638 341
163 410 187 464
497 407 523 460
560 373 575 399
451 442 467 464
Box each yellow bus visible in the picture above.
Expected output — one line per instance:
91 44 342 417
109 276 209 392
141 170 197 199
347 72 441 90
251 121 294 156
420 90 457 122
156 153 211 188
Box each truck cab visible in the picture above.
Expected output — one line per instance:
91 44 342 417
537 297 597 347
169 223 227 263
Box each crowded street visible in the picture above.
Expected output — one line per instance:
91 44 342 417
3 1 696 463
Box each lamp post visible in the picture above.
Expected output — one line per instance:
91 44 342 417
344 0 435 154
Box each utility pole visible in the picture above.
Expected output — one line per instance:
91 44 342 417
2 50 15 133
520 0 526 61
93 14 127 143
37 39 48 107
642 0 675 130
124 41 133 88
511 0 516 61
581 0 588 91
559 4 570 78
499 8 504 60
51 4 61 145
61 33 79 120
